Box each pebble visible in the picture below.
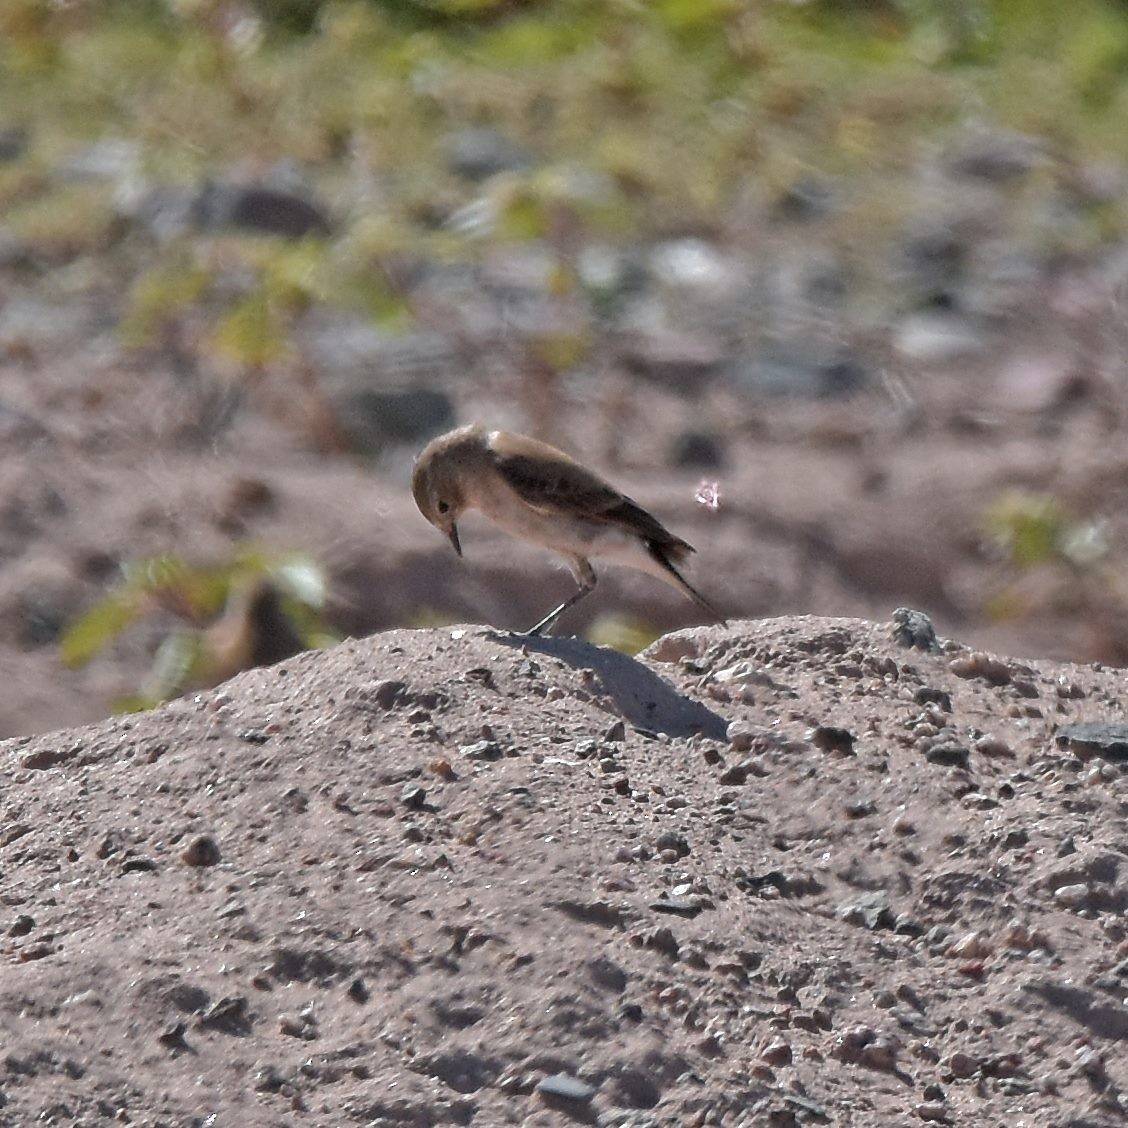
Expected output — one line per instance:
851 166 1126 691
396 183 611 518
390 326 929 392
460 740 501 761
726 720 757 752
401 783 427 808
945 1050 980 1078
914 1101 950 1122
947 930 993 959
536 1072 596 1103
973 734 1013 758
810 725 855 756
924 743 970 769
1053 883 1091 909
890 608 939 651
761 1039 792 1066
949 652 1011 685
180 835 221 867
8 914 34 937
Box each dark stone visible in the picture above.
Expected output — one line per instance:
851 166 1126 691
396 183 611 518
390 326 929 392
120 856 158 874
587 957 628 993
811 725 855 756
553 899 627 927
0 127 28 162
196 994 251 1034
617 328 727 391
611 1067 662 1109
730 344 868 399
461 740 502 761
335 388 456 456
837 891 896 931
891 608 939 651
1057 722 1128 763
181 835 221 867
444 127 531 180
914 686 952 712
900 222 966 307
924 743 971 769
8 915 34 937
650 898 703 917
774 174 836 222
655 830 690 857
669 430 725 469
192 181 331 238
401 783 428 809
947 128 1045 182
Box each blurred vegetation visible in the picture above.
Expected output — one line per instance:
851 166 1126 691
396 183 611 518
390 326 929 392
981 490 1114 623
60 547 335 709
11 0 1128 687
3 0 1128 344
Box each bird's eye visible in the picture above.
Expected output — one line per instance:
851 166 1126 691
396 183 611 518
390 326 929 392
437 500 450 514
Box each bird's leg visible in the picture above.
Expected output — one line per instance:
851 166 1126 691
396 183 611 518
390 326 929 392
525 559 597 636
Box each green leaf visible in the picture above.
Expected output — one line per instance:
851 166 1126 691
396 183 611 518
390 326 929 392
59 590 143 667
210 290 286 368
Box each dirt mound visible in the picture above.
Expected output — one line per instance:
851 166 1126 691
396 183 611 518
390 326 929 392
3 615 1128 1126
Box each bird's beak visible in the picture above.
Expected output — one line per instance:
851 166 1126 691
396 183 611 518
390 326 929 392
447 522 462 557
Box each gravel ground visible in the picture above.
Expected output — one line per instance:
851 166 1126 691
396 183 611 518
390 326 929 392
4 613 1128 1126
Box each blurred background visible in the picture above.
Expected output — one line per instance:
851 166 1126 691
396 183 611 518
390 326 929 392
4 0 1128 735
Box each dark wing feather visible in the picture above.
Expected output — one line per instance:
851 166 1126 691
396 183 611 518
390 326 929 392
488 433 694 559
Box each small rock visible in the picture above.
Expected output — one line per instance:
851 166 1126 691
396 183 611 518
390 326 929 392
974 735 1013 758
837 892 895 931
669 429 726 469
948 930 993 959
810 724 855 756
762 1039 793 1066
0 126 28 162
858 1035 899 1072
949 652 1011 685
605 719 627 743
181 835 221 867
536 1072 597 1104
891 608 939 651
945 1051 980 1078
726 720 757 752
718 763 748 785
915 1101 950 1123
444 126 530 180
401 783 427 809
1056 722 1128 763
8 915 34 937
655 830 690 857
895 313 985 363
460 740 502 761
913 686 952 711
157 1020 188 1051
192 180 331 238
1053 883 1091 909
924 743 970 769
946 126 1046 182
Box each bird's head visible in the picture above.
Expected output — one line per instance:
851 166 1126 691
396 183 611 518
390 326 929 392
412 445 468 556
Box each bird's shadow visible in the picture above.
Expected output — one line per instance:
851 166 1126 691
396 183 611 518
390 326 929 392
487 630 727 741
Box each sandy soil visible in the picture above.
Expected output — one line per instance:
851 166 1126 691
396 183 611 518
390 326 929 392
4 612 1128 1126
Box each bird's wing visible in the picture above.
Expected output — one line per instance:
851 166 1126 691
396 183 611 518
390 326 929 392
487 431 693 555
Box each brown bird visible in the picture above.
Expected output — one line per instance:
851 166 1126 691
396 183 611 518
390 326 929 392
412 423 722 634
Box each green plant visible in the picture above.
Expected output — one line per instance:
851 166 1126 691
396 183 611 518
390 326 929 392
61 547 336 710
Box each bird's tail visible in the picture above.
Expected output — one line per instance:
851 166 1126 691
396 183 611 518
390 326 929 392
649 541 726 626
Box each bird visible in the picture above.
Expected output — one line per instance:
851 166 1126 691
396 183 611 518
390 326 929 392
412 423 723 634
